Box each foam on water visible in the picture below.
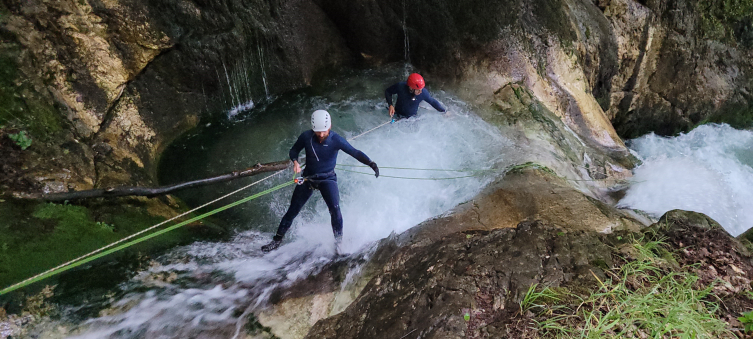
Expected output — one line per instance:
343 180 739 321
65 78 516 338
618 124 753 236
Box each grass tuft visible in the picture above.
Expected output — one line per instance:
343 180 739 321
525 236 734 338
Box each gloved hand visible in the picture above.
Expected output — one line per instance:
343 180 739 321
369 162 379 178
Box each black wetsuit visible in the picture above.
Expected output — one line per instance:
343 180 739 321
384 81 446 118
273 130 373 241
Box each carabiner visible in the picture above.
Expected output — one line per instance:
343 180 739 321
294 177 305 185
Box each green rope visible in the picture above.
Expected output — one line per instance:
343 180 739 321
335 167 484 180
336 163 495 173
0 180 295 296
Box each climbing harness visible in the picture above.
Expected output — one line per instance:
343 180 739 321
6 116 618 295
0 119 394 295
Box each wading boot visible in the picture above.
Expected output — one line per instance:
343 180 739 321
261 239 282 253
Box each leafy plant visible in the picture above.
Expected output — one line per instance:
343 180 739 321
738 311 753 332
8 130 32 150
96 221 115 232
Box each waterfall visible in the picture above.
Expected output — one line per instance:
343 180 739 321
61 67 518 339
402 0 411 77
257 43 270 100
618 124 753 236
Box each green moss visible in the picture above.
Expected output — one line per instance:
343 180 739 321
0 45 63 141
0 199 203 290
505 162 558 176
699 0 753 47
697 102 753 130
590 258 609 270
0 203 120 287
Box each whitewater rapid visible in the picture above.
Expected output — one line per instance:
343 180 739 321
619 124 753 236
62 72 517 338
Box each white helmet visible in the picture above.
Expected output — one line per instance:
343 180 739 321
311 110 331 132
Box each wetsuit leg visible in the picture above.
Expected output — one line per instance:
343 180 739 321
317 179 343 239
274 182 314 240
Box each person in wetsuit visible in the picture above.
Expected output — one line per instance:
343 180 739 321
261 110 379 253
385 73 447 119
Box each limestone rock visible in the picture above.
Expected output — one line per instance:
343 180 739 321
1 0 351 192
255 167 647 338
296 210 749 338
303 221 615 339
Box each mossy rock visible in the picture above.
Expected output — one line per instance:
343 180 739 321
698 0 753 47
656 209 725 232
698 101 753 130
488 83 582 165
0 44 64 141
0 198 214 296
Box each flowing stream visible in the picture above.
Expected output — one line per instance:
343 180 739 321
13 65 752 339
47 66 519 338
619 124 753 236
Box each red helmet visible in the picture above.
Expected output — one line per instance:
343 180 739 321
407 73 425 90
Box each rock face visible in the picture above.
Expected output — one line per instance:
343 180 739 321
255 167 647 339
1 0 350 193
2 0 751 194
603 0 753 138
296 211 751 338
303 221 615 339
318 0 753 140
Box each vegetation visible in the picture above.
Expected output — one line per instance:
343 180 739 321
699 0 753 47
0 44 63 142
505 162 558 177
697 103 753 130
738 310 753 333
520 236 735 338
8 130 32 150
0 200 181 289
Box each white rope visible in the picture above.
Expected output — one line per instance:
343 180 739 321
348 120 392 141
11 120 394 291
9 169 289 290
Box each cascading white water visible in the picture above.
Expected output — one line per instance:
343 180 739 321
61 69 518 339
618 124 753 236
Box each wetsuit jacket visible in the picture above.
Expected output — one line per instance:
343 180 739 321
290 130 372 177
384 81 446 118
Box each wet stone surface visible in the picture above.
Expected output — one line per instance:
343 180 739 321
303 220 614 339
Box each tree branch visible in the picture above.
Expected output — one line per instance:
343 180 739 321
20 160 291 202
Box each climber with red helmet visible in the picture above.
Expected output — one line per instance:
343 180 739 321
261 110 379 254
385 73 447 119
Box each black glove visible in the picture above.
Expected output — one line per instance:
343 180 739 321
369 162 379 178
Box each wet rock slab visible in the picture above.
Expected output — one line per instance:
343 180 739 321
301 210 753 339
256 167 647 338
303 220 614 339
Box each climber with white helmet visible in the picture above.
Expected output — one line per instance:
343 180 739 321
261 110 379 253
385 73 447 119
